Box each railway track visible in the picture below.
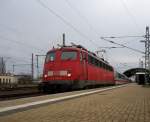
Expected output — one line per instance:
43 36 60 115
0 84 85 100
0 83 129 101
0 85 41 100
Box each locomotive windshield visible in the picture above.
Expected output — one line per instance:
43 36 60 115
45 52 55 62
61 51 77 60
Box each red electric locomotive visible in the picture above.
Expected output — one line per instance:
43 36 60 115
41 44 115 92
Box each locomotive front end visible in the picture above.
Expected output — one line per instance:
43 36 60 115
41 47 83 92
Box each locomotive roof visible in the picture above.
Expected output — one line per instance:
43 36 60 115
48 46 112 67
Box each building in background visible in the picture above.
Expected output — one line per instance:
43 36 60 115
0 73 18 88
15 73 33 84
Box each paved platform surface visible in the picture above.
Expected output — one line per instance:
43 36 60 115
0 86 111 108
0 83 150 122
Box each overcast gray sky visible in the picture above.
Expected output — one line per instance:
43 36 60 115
0 0 149 74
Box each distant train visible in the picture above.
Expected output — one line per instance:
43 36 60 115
115 72 130 84
40 44 129 92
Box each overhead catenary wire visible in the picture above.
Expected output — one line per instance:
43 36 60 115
8 57 31 64
99 46 124 49
0 24 22 34
0 35 46 52
0 24 52 53
36 0 98 47
0 24 47 69
120 0 142 33
65 0 144 58
101 37 144 54
102 35 144 39
64 0 100 37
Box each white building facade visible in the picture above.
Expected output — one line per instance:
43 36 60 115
0 74 18 87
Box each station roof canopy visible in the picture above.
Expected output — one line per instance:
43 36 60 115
123 68 150 77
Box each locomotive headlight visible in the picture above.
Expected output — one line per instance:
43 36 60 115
44 74 48 78
67 73 71 77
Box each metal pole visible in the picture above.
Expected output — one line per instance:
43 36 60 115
31 53 34 80
13 64 15 73
1 57 4 74
145 26 150 69
63 33 65 46
35 54 46 79
36 55 39 79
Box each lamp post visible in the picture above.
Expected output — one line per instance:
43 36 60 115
35 54 46 79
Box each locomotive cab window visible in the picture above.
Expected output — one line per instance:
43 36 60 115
45 52 55 62
61 51 77 60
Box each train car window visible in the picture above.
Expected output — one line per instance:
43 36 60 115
95 59 98 66
105 65 107 70
101 62 104 68
106 65 109 70
107 65 109 71
109 66 111 71
91 57 93 64
93 57 96 65
105 64 107 70
103 63 106 69
88 55 95 65
110 66 112 71
92 57 95 65
106 65 108 70
88 55 92 64
46 52 55 62
97 60 99 67
108 66 110 71
99 61 101 67
61 51 77 60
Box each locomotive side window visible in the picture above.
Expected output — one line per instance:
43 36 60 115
95 59 98 66
110 66 113 71
106 65 108 70
46 52 55 62
87 54 113 71
91 57 95 64
99 61 102 67
88 55 94 64
61 51 77 60
88 55 92 64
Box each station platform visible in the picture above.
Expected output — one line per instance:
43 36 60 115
0 83 150 122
